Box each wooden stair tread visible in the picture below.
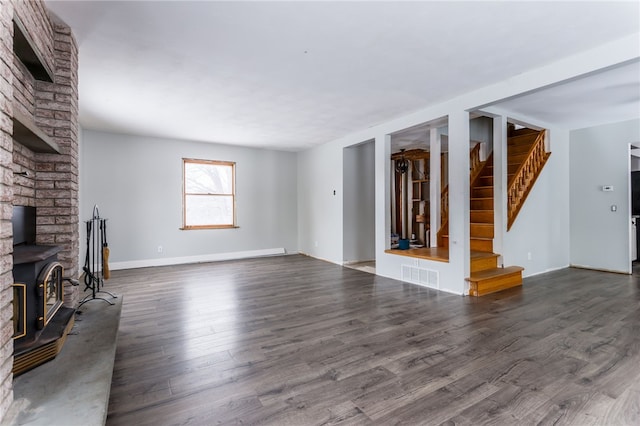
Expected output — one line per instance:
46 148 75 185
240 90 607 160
510 128 539 136
508 142 534 150
469 250 500 275
470 236 493 241
470 251 498 260
470 210 494 223
471 223 494 239
467 266 524 296
470 251 499 273
508 132 538 141
470 210 493 216
468 266 524 281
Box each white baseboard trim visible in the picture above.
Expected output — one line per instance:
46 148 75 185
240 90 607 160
522 264 569 278
298 251 341 266
342 259 376 265
109 248 287 271
427 285 463 296
569 264 631 275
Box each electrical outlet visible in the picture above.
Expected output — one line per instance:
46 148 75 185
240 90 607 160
527 252 532 261
314 241 318 248
158 245 163 253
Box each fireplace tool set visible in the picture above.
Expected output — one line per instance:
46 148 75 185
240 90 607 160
79 205 117 307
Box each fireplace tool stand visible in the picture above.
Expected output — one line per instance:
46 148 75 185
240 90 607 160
79 205 117 307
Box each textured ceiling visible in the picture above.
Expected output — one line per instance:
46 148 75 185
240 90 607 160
45 1 640 151
391 61 640 152
489 61 640 130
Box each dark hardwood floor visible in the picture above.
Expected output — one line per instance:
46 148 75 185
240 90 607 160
105 255 640 425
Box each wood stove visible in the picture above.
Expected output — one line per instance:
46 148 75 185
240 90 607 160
11 206 75 375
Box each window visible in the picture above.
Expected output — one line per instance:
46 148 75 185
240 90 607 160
182 158 236 229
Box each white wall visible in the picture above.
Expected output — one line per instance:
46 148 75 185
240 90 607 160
297 140 344 262
570 118 640 273
80 130 298 268
503 127 571 276
469 116 494 160
343 140 375 263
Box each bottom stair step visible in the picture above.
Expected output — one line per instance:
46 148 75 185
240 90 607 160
466 266 524 296
470 251 499 273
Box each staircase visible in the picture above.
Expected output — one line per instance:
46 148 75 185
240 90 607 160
435 128 549 296
466 152 524 296
438 144 496 253
469 158 494 252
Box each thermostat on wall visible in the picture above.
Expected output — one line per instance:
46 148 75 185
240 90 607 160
602 185 614 192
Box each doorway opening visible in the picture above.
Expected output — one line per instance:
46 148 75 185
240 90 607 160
343 140 376 273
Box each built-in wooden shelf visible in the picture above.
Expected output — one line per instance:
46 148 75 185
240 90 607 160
12 109 60 154
13 16 54 82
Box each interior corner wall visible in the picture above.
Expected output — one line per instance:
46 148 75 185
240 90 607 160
80 130 298 267
503 126 571 276
569 118 640 273
297 139 344 263
343 140 375 263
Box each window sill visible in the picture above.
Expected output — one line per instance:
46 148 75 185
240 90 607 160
180 226 240 230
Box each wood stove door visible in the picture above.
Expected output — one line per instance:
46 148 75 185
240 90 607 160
37 261 64 328
12 284 26 339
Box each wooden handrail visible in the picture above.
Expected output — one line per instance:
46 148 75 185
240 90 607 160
507 130 550 230
507 130 545 186
437 145 485 245
469 143 484 188
440 186 449 226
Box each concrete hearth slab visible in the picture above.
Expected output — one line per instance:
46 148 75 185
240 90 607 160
6 294 122 426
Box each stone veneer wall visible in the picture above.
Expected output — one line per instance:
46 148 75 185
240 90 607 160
0 0 16 420
34 21 79 302
0 0 79 422
12 142 36 207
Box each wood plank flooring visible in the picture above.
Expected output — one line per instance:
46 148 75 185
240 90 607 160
105 255 640 425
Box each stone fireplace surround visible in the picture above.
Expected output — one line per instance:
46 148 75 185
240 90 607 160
0 0 79 422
